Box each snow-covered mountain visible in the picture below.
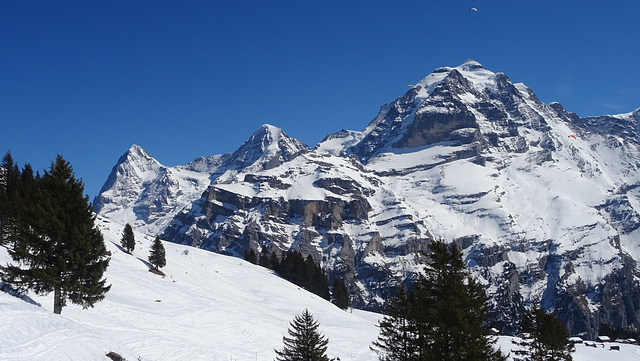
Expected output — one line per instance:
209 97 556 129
95 60 640 338
94 125 309 236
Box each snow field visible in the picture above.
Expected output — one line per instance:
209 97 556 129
4 217 640 360
1 218 381 360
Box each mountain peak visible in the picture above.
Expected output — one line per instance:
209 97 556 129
123 144 154 162
459 59 485 71
228 124 310 171
93 145 164 213
415 60 498 97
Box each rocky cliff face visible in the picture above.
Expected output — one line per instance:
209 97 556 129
97 60 640 338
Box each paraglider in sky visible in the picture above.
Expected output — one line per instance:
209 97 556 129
469 7 478 12
407 84 415 87
568 135 577 139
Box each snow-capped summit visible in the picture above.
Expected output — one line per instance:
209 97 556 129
331 59 548 161
415 59 499 96
227 124 310 172
580 107 640 143
93 145 214 234
94 144 163 214
94 125 310 235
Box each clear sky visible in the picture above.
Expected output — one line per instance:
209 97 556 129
2 0 639 200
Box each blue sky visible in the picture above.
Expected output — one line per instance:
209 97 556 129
2 0 639 199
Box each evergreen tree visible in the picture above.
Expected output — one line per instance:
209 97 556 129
305 255 330 300
258 245 272 268
0 151 21 247
270 251 280 271
275 309 330 361
412 241 502 361
271 250 330 300
598 322 640 341
244 248 258 264
331 278 350 310
521 306 574 361
371 286 419 361
2 155 110 314
148 236 166 270
371 240 506 361
121 223 136 254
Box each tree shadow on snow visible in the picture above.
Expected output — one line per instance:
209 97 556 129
109 241 158 274
1 282 42 307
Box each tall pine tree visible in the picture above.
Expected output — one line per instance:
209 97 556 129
2 155 110 314
371 285 419 361
148 236 166 270
371 240 506 361
0 151 22 247
121 223 135 254
275 309 330 361
331 278 350 310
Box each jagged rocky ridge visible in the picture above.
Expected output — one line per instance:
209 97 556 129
95 60 640 338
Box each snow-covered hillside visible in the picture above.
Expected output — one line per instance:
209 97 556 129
3 219 640 360
1 218 379 360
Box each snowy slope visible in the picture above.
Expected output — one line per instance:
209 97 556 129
0 218 379 361
3 219 640 360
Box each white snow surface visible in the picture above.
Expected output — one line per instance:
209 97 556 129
0 218 380 361
3 218 640 360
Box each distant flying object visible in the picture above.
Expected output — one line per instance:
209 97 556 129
568 135 577 139
469 7 477 12
408 84 415 87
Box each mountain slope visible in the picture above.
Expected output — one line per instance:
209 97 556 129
0 218 380 360
96 60 640 338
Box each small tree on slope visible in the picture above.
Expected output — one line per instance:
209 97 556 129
275 309 330 361
148 236 166 270
121 223 135 254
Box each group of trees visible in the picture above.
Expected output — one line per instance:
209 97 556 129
120 223 166 271
369 239 573 361
273 240 575 361
0 151 167 316
1 150 576 359
599 322 640 341
245 247 349 310
0 152 110 314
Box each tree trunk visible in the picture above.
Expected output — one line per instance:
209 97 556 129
53 287 63 314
